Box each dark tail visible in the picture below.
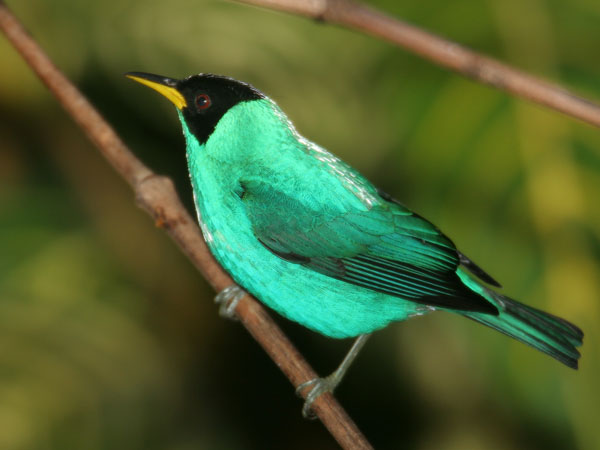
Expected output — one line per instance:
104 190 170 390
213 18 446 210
463 292 583 369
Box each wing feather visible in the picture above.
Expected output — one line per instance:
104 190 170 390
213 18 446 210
245 181 498 315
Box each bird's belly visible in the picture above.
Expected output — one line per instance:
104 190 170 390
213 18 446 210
200 210 424 338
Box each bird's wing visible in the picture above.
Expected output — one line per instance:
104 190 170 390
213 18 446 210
243 182 498 315
376 189 501 288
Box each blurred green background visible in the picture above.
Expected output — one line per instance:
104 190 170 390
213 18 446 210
1 0 599 448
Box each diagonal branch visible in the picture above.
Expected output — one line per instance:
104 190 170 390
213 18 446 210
0 2 372 449
237 0 600 129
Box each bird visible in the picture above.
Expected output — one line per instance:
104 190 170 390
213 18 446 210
126 71 583 416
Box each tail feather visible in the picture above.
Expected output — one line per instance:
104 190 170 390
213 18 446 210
464 292 583 369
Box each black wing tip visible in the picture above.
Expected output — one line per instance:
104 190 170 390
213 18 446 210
558 341 582 369
424 284 499 316
536 344 580 369
467 297 499 316
558 317 585 342
458 251 502 287
547 340 582 369
566 356 580 370
554 346 580 369
570 359 580 370
477 272 502 288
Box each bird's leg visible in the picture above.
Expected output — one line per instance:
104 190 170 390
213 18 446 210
296 333 371 419
214 284 246 320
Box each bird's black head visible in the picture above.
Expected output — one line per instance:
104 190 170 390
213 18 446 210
126 72 265 144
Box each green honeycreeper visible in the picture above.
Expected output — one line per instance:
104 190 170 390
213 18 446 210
126 72 583 414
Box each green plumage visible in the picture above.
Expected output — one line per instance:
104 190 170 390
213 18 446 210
128 72 583 369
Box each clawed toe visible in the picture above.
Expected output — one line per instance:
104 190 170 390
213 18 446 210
214 284 245 320
296 376 336 419
294 334 371 419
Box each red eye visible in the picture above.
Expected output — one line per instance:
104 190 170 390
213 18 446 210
195 93 211 110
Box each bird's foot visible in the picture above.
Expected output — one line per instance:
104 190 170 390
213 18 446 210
214 284 245 320
296 375 338 419
294 334 371 419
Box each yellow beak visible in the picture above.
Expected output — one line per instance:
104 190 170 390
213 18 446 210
126 72 187 110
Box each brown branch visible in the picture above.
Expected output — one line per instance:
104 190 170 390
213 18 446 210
0 2 372 449
237 0 600 129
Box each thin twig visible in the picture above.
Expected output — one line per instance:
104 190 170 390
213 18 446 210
237 0 600 129
0 2 373 449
